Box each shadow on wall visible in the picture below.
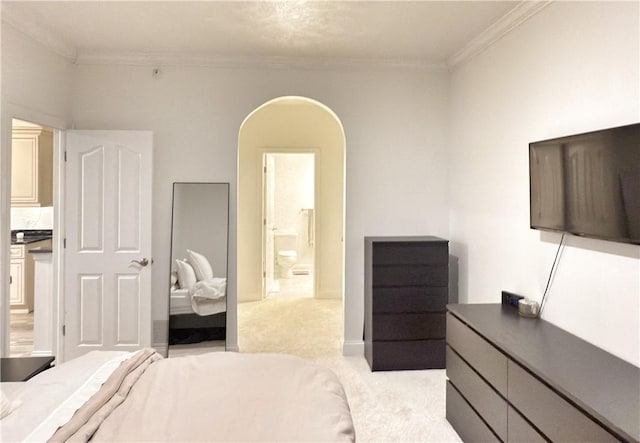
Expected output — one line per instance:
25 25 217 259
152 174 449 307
449 242 468 303
449 254 460 305
539 231 640 260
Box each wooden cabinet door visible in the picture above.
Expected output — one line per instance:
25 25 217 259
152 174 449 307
11 127 53 207
10 260 24 307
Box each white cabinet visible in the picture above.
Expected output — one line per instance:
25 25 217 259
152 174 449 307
11 127 54 207
9 239 52 312
9 254 24 307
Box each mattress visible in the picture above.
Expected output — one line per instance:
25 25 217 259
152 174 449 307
170 288 192 315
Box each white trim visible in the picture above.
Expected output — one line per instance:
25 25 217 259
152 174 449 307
316 290 342 300
152 342 168 357
0 103 68 358
75 51 448 72
53 129 65 362
342 340 364 356
448 0 552 69
1 8 77 61
30 350 54 357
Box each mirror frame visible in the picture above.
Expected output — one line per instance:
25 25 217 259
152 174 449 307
166 182 230 356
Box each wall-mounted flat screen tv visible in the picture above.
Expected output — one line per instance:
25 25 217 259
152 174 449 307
529 123 640 245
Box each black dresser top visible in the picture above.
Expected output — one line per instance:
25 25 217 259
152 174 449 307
365 236 448 243
447 303 640 442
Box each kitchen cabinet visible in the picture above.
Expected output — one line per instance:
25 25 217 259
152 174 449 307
11 126 53 207
10 239 52 312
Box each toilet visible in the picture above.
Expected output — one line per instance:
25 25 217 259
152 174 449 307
274 232 298 279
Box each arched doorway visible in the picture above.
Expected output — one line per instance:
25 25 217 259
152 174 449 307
237 96 345 355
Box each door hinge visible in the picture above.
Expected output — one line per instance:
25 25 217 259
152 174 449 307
263 271 266 278
62 325 66 336
63 238 66 248
64 151 67 162
264 166 267 173
263 218 266 226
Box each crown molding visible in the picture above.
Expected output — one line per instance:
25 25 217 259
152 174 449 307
74 51 449 72
1 4 77 61
448 0 553 70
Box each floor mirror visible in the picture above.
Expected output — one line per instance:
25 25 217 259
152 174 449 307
167 182 229 355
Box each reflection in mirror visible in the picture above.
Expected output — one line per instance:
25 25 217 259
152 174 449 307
168 183 229 356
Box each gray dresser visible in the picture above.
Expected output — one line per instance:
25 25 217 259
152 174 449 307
446 304 639 443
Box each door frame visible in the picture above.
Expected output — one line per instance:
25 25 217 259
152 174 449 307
0 102 67 359
260 148 320 300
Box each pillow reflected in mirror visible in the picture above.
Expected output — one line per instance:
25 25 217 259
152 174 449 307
176 259 197 290
187 249 214 281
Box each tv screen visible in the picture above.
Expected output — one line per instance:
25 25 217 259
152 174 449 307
529 123 640 245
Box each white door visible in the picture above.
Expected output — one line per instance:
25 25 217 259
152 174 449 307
263 155 276 298
64 131 153 361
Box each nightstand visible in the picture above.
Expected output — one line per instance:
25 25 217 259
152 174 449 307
1 356 55 382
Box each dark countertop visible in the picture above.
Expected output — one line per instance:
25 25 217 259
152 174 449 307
11 230 52 245
28 247 53 254
447 303 640 443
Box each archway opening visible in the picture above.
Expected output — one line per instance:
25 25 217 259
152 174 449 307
237 96 346 357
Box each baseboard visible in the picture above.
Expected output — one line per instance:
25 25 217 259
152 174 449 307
152 343 168 357
226 342 239 352
238 293 261 303
342 339 364 356
316 290 342 300
31 350 54 357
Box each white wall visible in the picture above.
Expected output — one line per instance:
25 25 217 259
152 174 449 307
1 23 73 356
449 1 640 365
71 64 450 353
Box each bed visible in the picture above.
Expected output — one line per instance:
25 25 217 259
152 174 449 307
169 276 227 345
0 349 355 442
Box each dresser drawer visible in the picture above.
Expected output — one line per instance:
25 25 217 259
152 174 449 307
372 243 448 266
373 312 445 340
508 360 618 442
372 340 445 370
446 313 507 396
372 265 448 287
372 287 447 313
446 346 507 441
508 406 546 443
10 246 24 259
446 381 500 443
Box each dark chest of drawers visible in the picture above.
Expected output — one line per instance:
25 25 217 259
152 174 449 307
446 304 639 443
364 236 449 371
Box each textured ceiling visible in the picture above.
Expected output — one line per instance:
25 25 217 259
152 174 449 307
2 1 520 63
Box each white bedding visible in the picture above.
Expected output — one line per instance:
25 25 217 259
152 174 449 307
170 277 226 316
0 351 131 443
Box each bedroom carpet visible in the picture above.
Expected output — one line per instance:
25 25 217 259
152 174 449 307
237 297 462 443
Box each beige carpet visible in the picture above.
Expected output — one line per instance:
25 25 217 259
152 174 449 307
238 297 462 442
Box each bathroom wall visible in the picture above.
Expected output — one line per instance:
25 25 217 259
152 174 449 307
272 153 314 266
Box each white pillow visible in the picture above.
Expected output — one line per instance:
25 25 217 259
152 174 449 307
187 249 213 281
176 259 197 290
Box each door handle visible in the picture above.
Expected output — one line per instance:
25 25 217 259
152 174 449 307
130 258 149 267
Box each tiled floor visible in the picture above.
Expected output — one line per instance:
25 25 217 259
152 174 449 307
10 312 34 357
